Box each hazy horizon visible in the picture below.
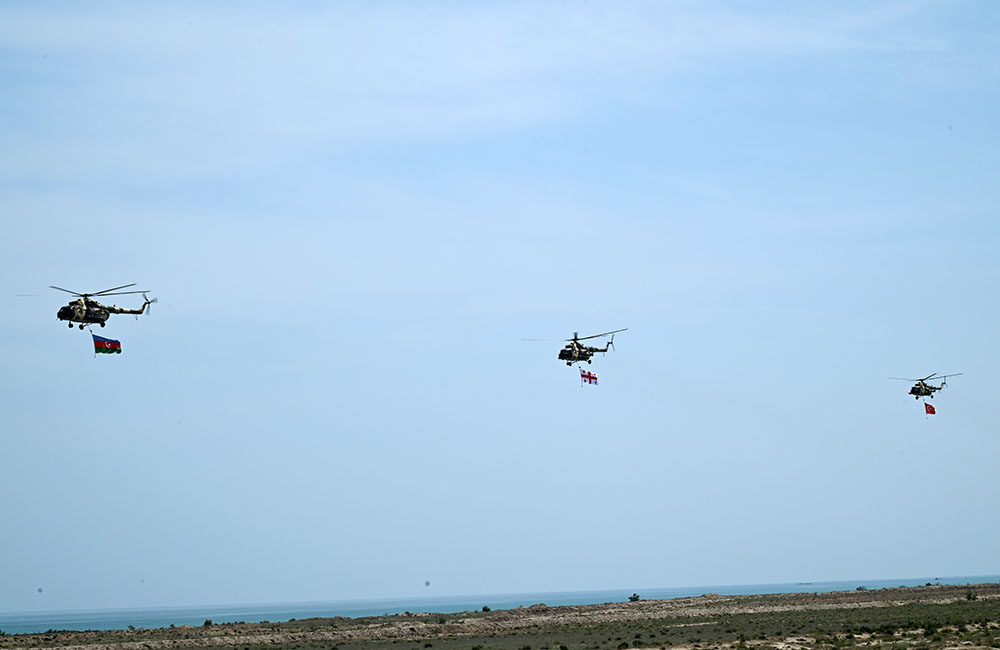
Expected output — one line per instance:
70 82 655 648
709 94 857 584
4 573 998 619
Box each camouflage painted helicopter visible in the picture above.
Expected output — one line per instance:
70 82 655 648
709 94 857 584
51 283 156 329
889 372 963 399
555 329 627 366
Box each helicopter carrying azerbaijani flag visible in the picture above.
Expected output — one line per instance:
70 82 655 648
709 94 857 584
50 283 156 330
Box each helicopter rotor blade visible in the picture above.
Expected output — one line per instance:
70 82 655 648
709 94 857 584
920 373 938 382
49 285 85 296
92 283 137 296
95 290 149 297
934 372 963 379
573 328 628 342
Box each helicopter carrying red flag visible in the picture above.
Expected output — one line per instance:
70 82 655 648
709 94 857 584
92 334 122 354
924 402 936 415
580 368 598 385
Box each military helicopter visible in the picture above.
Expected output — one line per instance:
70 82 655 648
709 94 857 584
51 283 156 329
555 329 627 366
889 372 963 399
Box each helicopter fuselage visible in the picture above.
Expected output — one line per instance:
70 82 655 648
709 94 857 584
57 299 110 327
57 297 150 328
558 347 589 364
558 343 607 365
909 382 942 398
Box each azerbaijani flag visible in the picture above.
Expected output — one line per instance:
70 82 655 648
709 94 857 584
92 334 122 354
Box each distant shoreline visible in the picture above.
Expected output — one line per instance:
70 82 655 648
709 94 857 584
2 583 999 650
2 574 998 636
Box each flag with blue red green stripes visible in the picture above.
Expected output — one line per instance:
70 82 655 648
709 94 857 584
92 334 121 354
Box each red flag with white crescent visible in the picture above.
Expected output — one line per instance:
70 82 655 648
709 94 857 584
924 402 935 415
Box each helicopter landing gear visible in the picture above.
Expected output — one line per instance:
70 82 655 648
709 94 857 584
68 322 73 328
99 322 105 327
587 360 592 364
79 324 85 330
566 362 572 366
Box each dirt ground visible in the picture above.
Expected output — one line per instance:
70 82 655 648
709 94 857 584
4 583 999 650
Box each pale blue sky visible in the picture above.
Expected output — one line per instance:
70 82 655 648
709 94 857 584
2 1 999 613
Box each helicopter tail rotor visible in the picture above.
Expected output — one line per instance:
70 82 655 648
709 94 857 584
141 293 158 316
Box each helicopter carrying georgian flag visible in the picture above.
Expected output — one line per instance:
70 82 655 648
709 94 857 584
523 328 627 366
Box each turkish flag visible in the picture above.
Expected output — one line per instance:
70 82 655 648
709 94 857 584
924 402 936 415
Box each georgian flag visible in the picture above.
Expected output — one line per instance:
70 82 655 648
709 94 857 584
580 369 598 385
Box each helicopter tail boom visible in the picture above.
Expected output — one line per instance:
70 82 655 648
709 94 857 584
106 295 157 316
105 304 144 315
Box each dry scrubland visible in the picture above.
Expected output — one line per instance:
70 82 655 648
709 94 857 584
3 584 1000 650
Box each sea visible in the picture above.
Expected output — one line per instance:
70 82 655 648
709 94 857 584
1 575 997 636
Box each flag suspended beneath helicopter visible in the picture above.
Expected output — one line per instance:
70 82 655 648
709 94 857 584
580 368 598 386
92 334 122 354
924 401 936 415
